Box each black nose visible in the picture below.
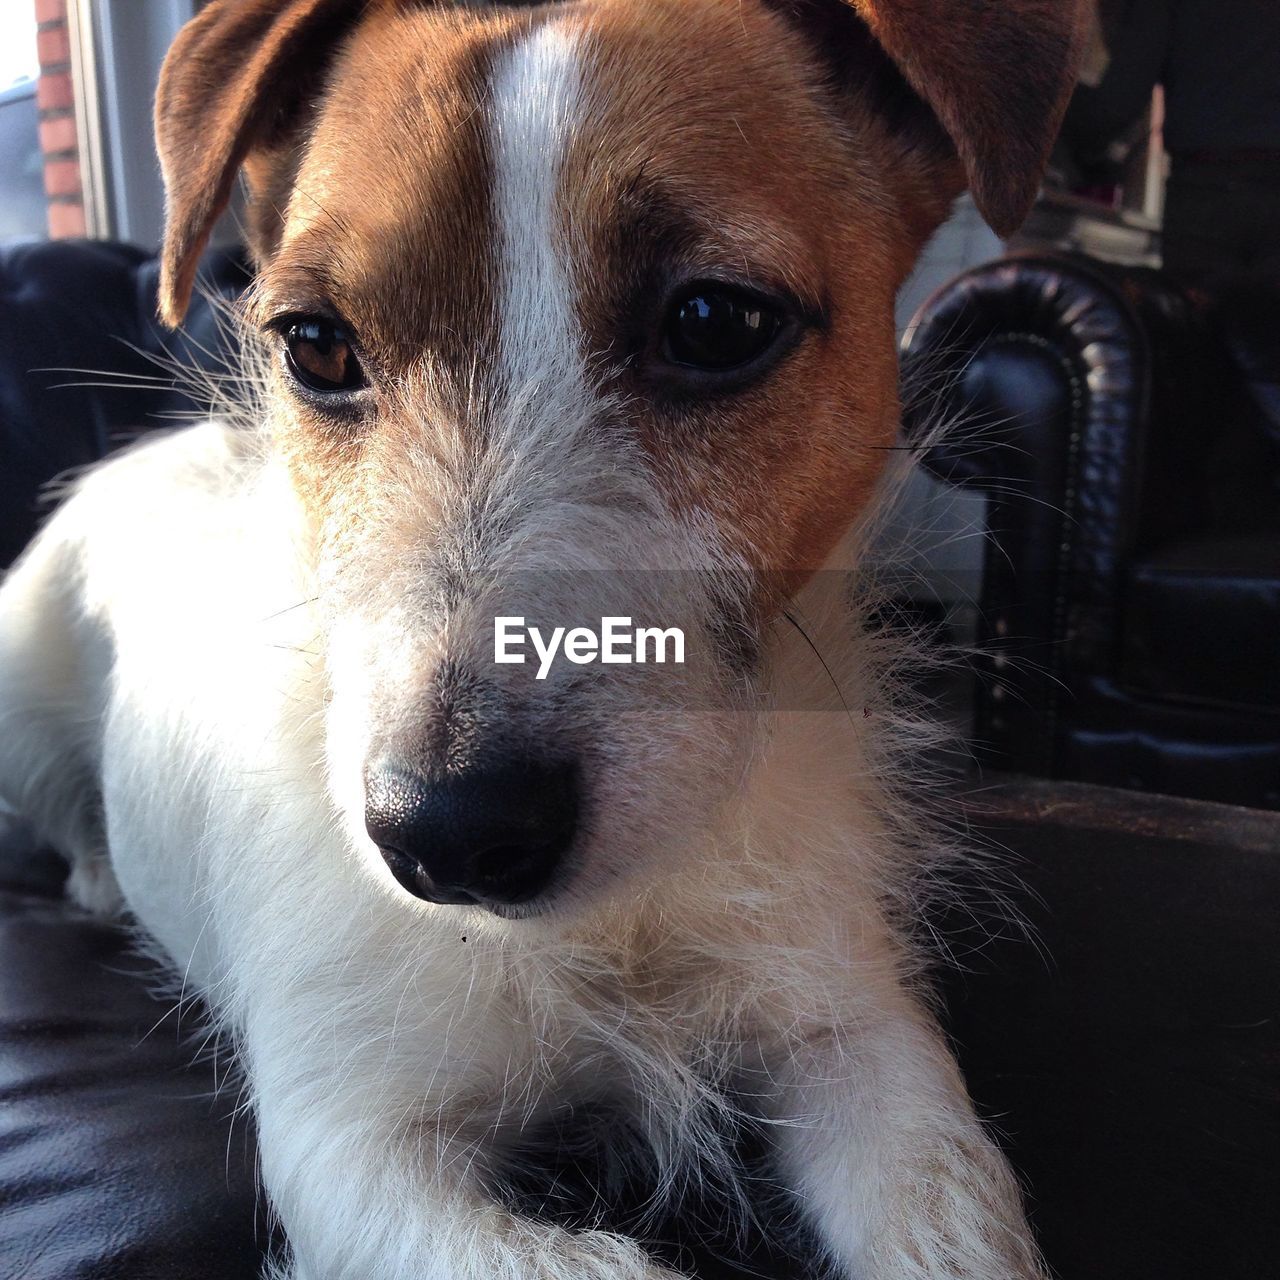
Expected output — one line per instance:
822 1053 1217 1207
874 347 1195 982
364 759 578 906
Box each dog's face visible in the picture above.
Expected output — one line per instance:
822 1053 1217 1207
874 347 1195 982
156 0 1083 920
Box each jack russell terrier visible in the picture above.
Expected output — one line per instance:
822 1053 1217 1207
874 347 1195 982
0 0 1085 1276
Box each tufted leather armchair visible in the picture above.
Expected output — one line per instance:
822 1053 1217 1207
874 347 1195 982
900 252 1280 810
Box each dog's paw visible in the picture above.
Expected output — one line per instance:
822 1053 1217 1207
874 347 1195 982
272 1245 686 1280
538 1229 689 1280
66 854 125 917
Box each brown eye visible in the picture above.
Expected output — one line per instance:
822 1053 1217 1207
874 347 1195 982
283 319 365 393
660 284 783 372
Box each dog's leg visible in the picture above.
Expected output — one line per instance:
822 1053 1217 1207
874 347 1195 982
253 1104 689 1279
244 1024 689 1280
266 1208 684 1280
0 516 122 916
767 992 1046 1280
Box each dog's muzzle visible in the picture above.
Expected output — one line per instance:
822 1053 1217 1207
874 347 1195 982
363 758 579 908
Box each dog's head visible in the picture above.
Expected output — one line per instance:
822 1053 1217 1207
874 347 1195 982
155 0 1083 920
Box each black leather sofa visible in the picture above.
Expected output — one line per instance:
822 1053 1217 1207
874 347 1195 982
901 252 1280 810
1 239 1277 1279
0 238 249 568
0 239 268 1280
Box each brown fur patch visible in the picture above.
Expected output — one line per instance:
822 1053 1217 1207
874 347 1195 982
248 5 527 551
551 0 954 570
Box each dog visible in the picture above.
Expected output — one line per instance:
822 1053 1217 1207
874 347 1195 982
0 1 1086 1276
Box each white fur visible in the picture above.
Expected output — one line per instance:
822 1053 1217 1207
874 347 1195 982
0 21 1047 1280
491 22 583 393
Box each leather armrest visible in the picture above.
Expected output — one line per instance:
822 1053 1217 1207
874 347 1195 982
898 252 1221 671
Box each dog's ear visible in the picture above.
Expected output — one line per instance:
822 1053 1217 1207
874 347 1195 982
786 0 1088 236
154 0 363 327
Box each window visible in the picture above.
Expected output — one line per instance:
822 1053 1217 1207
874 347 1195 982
0 7 43 238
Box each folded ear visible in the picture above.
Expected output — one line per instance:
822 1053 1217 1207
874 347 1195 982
154 0 362 326
782 0 1088 236
850 0 1088 234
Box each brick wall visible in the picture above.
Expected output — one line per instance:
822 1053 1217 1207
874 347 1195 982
35 0 85 238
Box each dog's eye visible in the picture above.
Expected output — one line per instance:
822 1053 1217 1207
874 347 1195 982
283 319 365 393
660 285 784 373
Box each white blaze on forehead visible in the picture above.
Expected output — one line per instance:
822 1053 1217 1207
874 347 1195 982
478 22 670 579
488 21 586 394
